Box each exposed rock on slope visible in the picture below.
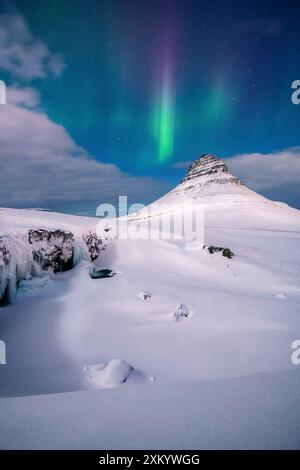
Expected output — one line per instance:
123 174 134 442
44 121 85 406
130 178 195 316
28 229 74 272
204 245 234 259
0 237 11 303
0 234 33 305
82 232 104 261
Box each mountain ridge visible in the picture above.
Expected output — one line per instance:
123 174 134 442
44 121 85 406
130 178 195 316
164 153 267 203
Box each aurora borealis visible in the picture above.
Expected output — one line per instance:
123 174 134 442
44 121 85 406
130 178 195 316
152 24 175 163
1 0 300 212
153 62 174 164
2 0 296 173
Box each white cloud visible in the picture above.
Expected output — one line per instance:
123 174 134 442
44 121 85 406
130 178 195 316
0 11 168 214
7 86 40 108
227 148 300 190
226 148 300 207
0 87 167 214
0 12 65 81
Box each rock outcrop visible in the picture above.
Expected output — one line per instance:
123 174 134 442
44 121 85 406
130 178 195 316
0 228 105 305
204 245 234 259
28 229 74 272
82 232 104 261
90 268 115 279
0 234 33 305
0 237 11 304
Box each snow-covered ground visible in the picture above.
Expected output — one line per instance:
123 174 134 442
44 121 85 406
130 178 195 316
0 155 300 449
1 369 300 450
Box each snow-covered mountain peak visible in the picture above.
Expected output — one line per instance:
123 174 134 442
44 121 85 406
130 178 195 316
180 153 243 187
166 153 265 203
136 152 300 232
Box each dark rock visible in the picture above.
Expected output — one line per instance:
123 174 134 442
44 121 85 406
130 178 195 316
0 237 11 304
90 268 115 279
82 232 104 261
204 245 234 259
139 291 152 301
0 237 10 267
28 228 74 272
221 248 235 259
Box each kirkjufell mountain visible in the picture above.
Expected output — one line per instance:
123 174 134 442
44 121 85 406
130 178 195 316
180 154 244 189
144 153 300 232
165 153 266 201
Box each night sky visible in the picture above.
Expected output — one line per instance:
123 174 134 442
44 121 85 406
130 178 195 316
0 0 299 213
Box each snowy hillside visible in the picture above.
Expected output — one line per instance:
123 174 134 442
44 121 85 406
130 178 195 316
0 154 300 449
142 154 300 232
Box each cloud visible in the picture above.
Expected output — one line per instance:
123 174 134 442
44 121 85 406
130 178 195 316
0 87 167 214
7 86 40 108
226 148 300 208
237 19 281 40
0 10 168 214
0 12 65 80
172 161 191 169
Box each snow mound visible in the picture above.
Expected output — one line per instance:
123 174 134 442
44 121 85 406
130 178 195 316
139 291 152 301
83 359 145 389
173 304 192 321
275 293 288 300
